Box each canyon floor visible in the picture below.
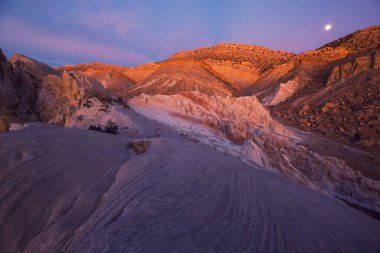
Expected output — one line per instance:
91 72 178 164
1 108 379 253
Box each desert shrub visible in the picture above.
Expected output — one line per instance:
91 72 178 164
354 132 361 142
89 124 102 132
114 96 130 109
127 140 150 154
104 119 118 134
88 119 118 134
99 102 110 112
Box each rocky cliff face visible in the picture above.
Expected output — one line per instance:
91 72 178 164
0 51 111 129
0 50 19 130
58 62 135 95
37 71 110 125
327 50 380 85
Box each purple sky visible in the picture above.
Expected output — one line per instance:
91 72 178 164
1 0 379 67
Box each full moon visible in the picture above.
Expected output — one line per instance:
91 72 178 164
324 24 332 31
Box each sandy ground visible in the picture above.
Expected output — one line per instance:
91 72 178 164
0 110 380 252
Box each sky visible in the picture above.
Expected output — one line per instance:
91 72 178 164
0 0 379 67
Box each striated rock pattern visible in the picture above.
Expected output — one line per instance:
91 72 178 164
125 60 241 98
129 92 380 213
1 120 380 252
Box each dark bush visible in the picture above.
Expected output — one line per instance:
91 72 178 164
89 124 102 132
88 120 118 134
104 119 119 134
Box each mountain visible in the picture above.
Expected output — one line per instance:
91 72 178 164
169 43 295 90
248 26 380 150
61 43 294 97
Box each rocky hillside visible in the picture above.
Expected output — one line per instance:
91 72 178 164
319 26 380 53
170 43 295 73
169 43 294 91
124 60 242 98
249 26 380 150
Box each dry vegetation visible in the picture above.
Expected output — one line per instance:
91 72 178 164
128 140 150 154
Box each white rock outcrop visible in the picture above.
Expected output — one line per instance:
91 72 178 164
262 78 304 106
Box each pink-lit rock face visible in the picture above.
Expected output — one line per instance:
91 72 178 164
129 91 380 213
125 60 242 98
0 52 111 129
130 91 285 142
327 50 380 85
58 62 136 94
37 71 110 125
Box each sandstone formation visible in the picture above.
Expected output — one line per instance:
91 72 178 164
37 71 110 125
0 51 111 129
58 62 135 95
1 115 379 253
129 92 380 213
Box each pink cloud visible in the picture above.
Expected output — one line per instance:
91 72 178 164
0 16 150 66
76 10 140 37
